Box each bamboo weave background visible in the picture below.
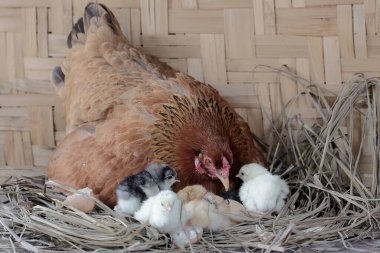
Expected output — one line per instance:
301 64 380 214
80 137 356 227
0 0 377 185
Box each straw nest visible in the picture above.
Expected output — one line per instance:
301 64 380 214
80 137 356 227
1 70 380 252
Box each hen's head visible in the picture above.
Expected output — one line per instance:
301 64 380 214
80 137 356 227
194 137 233 191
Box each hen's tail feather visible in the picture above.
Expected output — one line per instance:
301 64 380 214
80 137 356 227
84 2 102 18
98 3 121 34
51 66 65 88
84 2 123 35
67 17 84 48
67 2 123 48
83 2 101 32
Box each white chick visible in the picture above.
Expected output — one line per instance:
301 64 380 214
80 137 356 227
134 190 182 234
237 163 289 214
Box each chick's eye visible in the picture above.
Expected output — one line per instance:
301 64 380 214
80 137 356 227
241 172 245 175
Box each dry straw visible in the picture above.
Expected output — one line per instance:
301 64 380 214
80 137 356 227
1 70 380 252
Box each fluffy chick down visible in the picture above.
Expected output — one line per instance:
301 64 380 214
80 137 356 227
134 190 182 234
115 170 160 215
133 185 249 248
237 163 289 214
145 163 179 191
178 185 247 231
115 164 178 215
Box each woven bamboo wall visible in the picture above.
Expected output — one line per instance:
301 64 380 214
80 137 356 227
0 0 377 184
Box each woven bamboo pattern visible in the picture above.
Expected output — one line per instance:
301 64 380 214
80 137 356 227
0 0 377 185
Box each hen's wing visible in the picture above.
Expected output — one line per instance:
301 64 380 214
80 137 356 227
59 3 180 132
48 124 95 191
48 107 157 206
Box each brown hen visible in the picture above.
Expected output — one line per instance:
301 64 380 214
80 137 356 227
48 2 266 206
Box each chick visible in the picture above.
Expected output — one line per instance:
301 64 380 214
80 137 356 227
115 171 160 215
237 163 289 214
145 164 179 190
179 185 247 231
177 184 207 202
115 163 179 215
134 190 182 234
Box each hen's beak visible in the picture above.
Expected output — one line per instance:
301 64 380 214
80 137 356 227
216 173 229 191
236 174 241 178
174 179 180 183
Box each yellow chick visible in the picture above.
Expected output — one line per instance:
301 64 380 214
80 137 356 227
178 185 247 231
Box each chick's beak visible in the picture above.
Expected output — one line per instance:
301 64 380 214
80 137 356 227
216 173 229 191
236 174 241 178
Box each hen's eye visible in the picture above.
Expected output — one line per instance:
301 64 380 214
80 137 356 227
165 175 173 180
206 159 212 165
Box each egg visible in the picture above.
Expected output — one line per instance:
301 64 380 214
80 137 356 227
63 187 95 213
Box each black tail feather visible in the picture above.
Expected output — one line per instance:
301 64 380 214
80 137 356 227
67 2 101 48
84 2 102 20
67 2 122 48
51 66 65 88
67 17 84 48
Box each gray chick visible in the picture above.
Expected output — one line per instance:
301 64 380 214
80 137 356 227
115 170 160 215
145 163 179 190
115 164 179 215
